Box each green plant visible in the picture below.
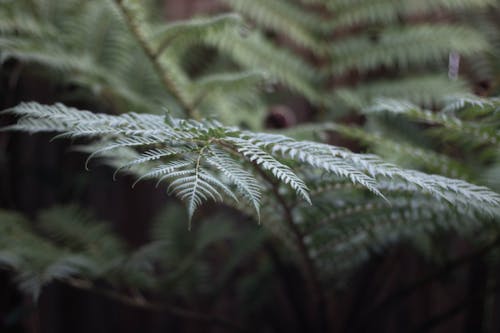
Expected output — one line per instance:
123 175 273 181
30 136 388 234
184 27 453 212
2 0 500 332
4 99 499 271
0 205 267 332
221 0 496 113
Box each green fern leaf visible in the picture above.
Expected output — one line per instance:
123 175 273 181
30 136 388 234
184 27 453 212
228 137 311 204
206 148 262 219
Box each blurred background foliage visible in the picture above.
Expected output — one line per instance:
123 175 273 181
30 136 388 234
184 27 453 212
1 0 500 332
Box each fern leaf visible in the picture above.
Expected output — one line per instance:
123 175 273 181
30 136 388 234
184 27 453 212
367 98 500 145
228 137 311 204
152 13 243 55
165 167 237 227
220 0 323 50
287 122 471 179
333 75 469 109
328 25 488 75
206 148 262 219
312 0 495 29
113 147 182 179
205 30 322 105
132 160 193 188
4 102 500 223
249 133 385 198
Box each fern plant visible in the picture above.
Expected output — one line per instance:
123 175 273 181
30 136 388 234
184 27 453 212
1 0 495 122
363 95 500 187
3 100 500 281
0 205 268 330
4 101 499 221
2 0 500 332
0 0 267 127
220 0 497 113
283 94 500 273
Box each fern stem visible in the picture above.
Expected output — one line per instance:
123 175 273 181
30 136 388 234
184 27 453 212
65 277 251 333
253 166 329 332
112 0 197 119
214 139 328 329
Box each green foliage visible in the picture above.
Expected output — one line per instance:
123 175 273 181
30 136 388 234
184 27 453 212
0 207 124 300
278 94 500 275
461 5 500 94
2 0 491 121
4 102 499 229
2 2 500 329
363 95 500 188
3 100 500 282
221 0 495 113
0 0 266 126
0 205 267 301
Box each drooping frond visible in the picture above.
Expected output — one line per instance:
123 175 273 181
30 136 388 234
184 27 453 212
284 122 471 179
3 102 500 225
288 167 500 277
228 137 312 204
247 132 383 197
311 196 490 276
205 148 262 220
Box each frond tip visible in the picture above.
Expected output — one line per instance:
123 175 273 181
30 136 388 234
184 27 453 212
3 102 500 225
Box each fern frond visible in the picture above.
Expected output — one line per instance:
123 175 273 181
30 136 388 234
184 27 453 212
327 25 488 75
4 102 500 225
205 30 322 105
132 159 193 188
220 0 323 50
291 169 499 276
286 122 471 178
113 147 183 178
152 13 243 55
0 209 99 299
334 75 469 109
249 133 384 197
321 203 490 275
310 0 495 29
37 206 125 273
166 166 236 226
366 98 500 145
228 137 312 204
0 0 175 114
206 148 262 219
441 94 498 112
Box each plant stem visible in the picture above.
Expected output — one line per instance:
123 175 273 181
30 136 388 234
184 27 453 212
112 0 196 119
254 167 329 332
65 278 250 333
